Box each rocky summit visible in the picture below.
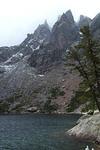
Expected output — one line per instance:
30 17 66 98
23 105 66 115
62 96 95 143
50 10 79 49
78 15 92 29
0 10 100 113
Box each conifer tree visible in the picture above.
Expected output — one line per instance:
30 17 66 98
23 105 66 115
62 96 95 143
67 26 100 112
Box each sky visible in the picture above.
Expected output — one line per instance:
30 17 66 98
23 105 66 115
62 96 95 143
0 0 100 46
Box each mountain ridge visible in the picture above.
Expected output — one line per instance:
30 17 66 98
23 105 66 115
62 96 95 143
0 10 100 113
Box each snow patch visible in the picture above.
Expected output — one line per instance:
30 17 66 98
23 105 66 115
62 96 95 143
5 65 16 71
19 53 23 57
4 57 13 64
4 52 23 64
39 39 44 44
28 39 33 44
30 45 35 52
13 53 23 58
79 32 83 35
35 45 40 50
66 49 70 52
30 45 40 52
38 74 44 77
0 64 16 72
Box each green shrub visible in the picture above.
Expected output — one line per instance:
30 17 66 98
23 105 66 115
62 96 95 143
11 103 24 112
43 100 58 114
0 102 9 113
49 86 65 99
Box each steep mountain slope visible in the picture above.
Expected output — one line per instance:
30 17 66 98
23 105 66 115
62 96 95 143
0 10 100 113
0 21 52 107
0 46 19 63
67 113 100 144
50 10 79 49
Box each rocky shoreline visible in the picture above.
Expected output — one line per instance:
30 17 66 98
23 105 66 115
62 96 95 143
67 113 100 146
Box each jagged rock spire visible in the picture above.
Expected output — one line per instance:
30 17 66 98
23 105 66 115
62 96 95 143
78 15 92 28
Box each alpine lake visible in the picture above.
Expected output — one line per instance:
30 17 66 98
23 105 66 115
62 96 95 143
0 114 97 150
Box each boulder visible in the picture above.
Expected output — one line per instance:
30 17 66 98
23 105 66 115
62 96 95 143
67 113 100 144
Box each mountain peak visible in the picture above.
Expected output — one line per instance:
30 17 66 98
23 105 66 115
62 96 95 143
65 9 73 16
32 21 51 43
44 19 48 25
50 10 79 49
59 10 74 24
79 15 91 21
92 12 100 20
78 15 92 28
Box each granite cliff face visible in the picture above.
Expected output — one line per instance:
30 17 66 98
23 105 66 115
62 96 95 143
21 20 51 49
0 10 100 113
50 10 79 50
78 15 92 29
91 13 100 39
28 10 79 73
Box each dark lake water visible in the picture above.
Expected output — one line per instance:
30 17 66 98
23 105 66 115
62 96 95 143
0 114 95 150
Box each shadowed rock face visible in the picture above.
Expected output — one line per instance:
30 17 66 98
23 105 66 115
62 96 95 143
33 20 51 43
28 43 64 73
78 15 92 29
50 10 79 50
90 13 100 39
0 46 19 63
28 10 80 73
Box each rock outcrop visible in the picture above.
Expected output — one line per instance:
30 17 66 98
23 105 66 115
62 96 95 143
50 10 79 49
90 13 100 39
67 113 100 144
21 20 51 48
78 15 92 29
28 10 79 73
0 46 19 63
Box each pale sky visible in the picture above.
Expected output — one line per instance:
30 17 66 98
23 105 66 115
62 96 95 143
0 0 100 46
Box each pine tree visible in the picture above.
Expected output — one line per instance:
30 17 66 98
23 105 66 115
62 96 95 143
67 26 100 112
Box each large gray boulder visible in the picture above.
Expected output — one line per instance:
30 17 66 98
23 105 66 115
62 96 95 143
67 113 100 144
